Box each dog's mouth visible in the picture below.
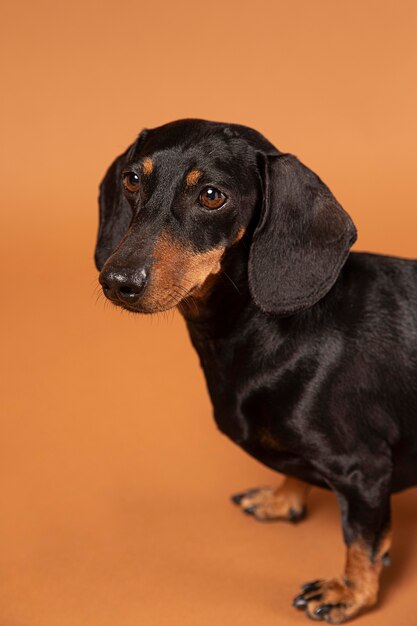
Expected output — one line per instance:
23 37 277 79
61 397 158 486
103 287 200 315
99 249 224 315
99 230 227 315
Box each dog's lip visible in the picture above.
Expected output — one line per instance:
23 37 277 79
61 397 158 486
102 295 141 312
111 297 183 314
110 299 146 313
188 284 201 295
103 286 199 313
121 303 147 313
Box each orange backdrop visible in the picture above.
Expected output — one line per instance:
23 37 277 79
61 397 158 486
1 1 417 625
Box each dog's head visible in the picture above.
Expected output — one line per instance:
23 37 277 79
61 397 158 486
96 119 356 316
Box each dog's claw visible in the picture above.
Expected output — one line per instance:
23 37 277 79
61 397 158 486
306 593 323 603
301 580 322 592
230 488 260 505
293 594 308 609
289 506 307 523
314 603 334 618
231 493 245 505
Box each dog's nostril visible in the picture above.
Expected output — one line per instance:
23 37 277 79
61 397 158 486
117 282 143 302
120 285 136 296
102 282 110 292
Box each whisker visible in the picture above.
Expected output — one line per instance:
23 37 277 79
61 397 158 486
221 270 241 295
172 283 200 316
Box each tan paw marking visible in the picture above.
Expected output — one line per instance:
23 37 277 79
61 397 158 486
231 478 309 522
293 538 391 622
294 577 377 623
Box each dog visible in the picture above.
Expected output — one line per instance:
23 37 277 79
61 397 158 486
95 119 417 623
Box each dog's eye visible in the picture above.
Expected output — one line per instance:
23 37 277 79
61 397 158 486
198 187 227 210
123 172 140 193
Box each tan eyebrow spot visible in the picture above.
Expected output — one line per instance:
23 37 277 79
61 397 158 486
142 158 153 175
186 169 203 187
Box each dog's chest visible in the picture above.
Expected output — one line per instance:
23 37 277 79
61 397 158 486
186 326 333 488
192 334 294 448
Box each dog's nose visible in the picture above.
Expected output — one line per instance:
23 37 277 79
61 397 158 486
99 268 147 304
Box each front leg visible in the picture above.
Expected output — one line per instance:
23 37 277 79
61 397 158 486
293 469 392 623
231 476 310 522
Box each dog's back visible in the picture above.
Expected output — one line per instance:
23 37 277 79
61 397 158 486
338 252 417 491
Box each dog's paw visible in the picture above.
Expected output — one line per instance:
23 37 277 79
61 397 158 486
293 578 376 623
231 486 307 522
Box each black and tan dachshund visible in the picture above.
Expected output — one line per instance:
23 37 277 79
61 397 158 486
95 119 417 623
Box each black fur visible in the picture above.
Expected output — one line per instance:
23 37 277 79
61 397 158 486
95 119 417 619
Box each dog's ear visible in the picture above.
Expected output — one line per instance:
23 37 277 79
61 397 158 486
248 154 357 316
94 131 147 270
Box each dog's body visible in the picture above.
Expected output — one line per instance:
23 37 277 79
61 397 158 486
95 119 417 623
186 250 417 495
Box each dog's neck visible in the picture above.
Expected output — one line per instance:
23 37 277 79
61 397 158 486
179 239 345 345
178 241 252 339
